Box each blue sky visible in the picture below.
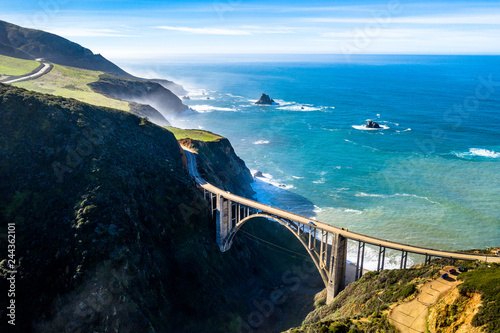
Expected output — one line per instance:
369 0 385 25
2 0 500 60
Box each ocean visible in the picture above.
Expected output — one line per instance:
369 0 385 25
125 55 500 269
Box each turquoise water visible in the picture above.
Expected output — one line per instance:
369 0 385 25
126 55 500 268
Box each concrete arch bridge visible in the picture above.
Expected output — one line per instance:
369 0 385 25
183 148 499 304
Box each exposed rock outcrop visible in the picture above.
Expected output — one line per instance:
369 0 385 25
366 120 381 128
253 170 264 178
255 93 275 105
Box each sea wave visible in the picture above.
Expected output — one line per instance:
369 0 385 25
251 171 294 190
352 124 390 130
253 140 270 145
192 105 238 113
355 192 440 204
356 192 388 198
277 105 323 111
452 148 500 159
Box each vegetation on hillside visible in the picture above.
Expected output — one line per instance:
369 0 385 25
13 64 130 111
0 84 323 332
0 54 39 77
167 126 224 142
458 263 500 332
285 258 500 333
285 264 439 332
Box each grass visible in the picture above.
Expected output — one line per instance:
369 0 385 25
13 64 130 111
166 126 224 142
0 54 40 76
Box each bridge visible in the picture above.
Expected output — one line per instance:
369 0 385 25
183 148 499 304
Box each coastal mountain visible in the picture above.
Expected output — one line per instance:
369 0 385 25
0 20 187 96
0 20 130 77
0 20 190 123
0 84 323 332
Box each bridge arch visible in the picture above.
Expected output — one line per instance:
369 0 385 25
184 148 500 304
223 213 328 286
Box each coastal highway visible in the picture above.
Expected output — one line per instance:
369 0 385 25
183 147 500 263
3 61 53 84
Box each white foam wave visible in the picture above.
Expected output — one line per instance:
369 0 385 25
253 140 270 145
356 192 388 198
344 209 363 214
251 171 294 190
453 148 500 159
277 105 323 111
292 176 304 179
313 205 323 213
356 192 440 204
192 105 238 113
352 124 390 130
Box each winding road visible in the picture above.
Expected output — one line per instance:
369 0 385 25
2 61 52 84
183 147 500 263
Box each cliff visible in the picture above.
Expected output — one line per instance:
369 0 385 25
0 84 322 332
178 136 255 198
88 74 189 119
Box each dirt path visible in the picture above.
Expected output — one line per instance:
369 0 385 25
389 266 460 333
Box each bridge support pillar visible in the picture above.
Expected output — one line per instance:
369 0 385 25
216 195 232 252
326 234 348 304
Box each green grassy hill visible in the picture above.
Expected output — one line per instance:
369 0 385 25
167 126 224 142
13 64 131 111
0 54 40 78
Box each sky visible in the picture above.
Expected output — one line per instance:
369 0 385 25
1 0 500 60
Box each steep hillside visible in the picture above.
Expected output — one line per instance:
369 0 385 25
0 20 130 77
286 259 500 333
11 63 171 125
177 135 255 198
0 84 323 332
88 74 189 118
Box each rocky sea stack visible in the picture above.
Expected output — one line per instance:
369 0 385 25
366 120 381 128
255 93 275 105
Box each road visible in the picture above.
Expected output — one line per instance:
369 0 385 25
183 147 500 263
3 62 52 84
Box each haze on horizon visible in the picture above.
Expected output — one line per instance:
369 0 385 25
2 0 500 61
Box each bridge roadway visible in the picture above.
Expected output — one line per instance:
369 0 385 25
183 147 499 264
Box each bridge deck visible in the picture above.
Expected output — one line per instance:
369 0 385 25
183 147 499 263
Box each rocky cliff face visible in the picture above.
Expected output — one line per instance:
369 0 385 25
179 137 255 198
0 84 322 333
88 75 189 120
